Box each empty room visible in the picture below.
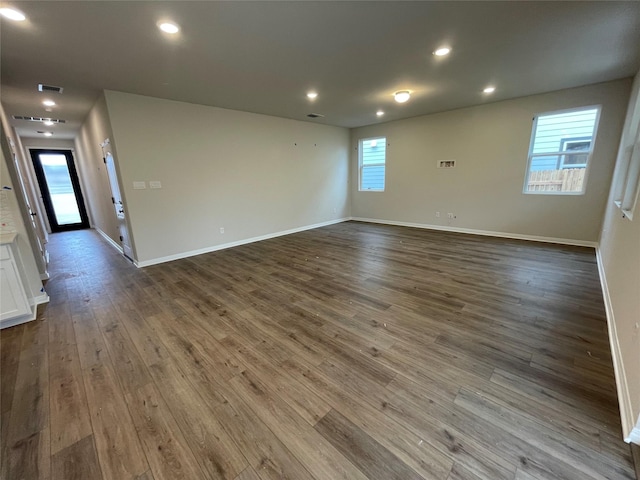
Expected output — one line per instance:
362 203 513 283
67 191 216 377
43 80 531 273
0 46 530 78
1 2 640 479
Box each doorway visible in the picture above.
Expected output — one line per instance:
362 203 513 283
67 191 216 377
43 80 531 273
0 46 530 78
102 145 134 260
29 149 90 232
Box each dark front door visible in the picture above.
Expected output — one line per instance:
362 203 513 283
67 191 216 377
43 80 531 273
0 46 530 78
30 149 90 232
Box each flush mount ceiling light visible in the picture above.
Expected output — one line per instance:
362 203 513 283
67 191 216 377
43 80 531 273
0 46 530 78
306 92 318 99
43 132 53 137
0 7 26 21
483 86 496 94
158 22 180 34
376 110 384 117
433 47 451 57
42 99 56 107
394 91 411 103
43 120 55 126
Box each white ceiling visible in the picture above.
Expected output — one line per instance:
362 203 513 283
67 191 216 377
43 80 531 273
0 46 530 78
2 1 640 140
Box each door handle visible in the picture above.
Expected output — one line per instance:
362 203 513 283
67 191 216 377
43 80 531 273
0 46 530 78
30 212 37 216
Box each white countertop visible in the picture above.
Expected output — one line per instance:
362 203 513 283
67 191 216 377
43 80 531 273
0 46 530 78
0 233 18 245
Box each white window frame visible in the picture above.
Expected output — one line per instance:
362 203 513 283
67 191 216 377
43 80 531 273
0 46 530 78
613 127 640 220
559 137 591 169
523 105 601 196
358 136 386 192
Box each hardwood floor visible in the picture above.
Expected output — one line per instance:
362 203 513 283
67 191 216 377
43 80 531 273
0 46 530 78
0 221 635 480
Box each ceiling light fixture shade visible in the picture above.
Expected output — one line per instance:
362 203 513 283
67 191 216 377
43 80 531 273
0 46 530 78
376 110 384 116
433 47 451 56
159 22 180 34
483 86 496 93
306 92 318 99
42 99 56 107
0 8 26 21
394 91 411 103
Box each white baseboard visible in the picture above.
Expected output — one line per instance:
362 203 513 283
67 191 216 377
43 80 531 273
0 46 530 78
350 217 598 248
94 227 123 254
39 271 50 281
596 247 637 444
628 418 640 445
135 217 351 268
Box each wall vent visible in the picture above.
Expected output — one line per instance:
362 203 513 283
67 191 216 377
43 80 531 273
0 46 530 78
12 115 66 124
38 83 64 94
307 113 325 118
437 160 456 168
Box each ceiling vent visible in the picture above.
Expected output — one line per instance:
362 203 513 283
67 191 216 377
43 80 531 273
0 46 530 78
38 83 64 94
12 115 66 124
307 113 325 118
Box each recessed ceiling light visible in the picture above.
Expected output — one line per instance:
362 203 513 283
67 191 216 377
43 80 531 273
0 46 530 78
483 86 496 94
158 22 179 34
376 111 384 117
433 47 451 57
0 7 26 21
394 91 411 103
307 92 318 99
42 99 56 107
43 132 53 137
43 120 55 126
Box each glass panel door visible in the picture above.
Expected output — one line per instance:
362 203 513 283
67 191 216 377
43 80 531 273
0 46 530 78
39 154 82 225
30 149 90 232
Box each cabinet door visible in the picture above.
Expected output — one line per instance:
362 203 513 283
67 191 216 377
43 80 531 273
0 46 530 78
0 256 31 321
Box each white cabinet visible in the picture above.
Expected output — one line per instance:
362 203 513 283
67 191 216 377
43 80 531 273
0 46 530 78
0 234 35 328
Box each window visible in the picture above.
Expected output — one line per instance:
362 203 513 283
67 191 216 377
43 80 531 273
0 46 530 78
524 106 600 194
359 137 386 191
613 87 640 220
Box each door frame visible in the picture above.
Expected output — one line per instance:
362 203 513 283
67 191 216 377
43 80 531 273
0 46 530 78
101 139 134 261
29 149 90 233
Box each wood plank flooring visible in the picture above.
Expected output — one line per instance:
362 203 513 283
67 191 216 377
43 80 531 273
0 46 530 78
0 221 635 480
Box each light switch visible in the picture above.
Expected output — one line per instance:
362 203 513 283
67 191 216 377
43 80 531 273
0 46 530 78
149 181 162 189
133 181 146 189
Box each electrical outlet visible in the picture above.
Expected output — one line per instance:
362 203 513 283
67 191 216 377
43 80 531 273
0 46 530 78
333 207 337 214
436 212 440 218
447 213 454 219
220 227 224 234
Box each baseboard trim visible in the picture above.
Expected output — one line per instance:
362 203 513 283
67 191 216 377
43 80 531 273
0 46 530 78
94 227 123 254
135 217 351 268
595 247 636 444
628 420 640 445
350 217 598 248
28 292 50 321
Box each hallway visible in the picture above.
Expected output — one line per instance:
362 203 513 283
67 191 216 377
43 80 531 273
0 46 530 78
0 223 635 479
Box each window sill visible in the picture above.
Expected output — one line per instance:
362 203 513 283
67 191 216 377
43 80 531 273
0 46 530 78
614 201 635 221
523 191 585 196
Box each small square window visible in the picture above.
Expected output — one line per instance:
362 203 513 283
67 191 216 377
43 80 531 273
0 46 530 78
524 106 600 195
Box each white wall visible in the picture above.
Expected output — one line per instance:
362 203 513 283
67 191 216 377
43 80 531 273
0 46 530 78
74 94 121 244
598 71 640 443
22 137 75 150
351 79 631 243
103 90 350 264
0 106 47 304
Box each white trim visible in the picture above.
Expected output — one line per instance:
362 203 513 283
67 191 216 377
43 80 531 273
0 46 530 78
94 227 123 254
350 217 598 248
3 291 51 329
30 292 50 309
596 247 637 444
628 417 640 445
135 217 351 268
39 271 50 281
